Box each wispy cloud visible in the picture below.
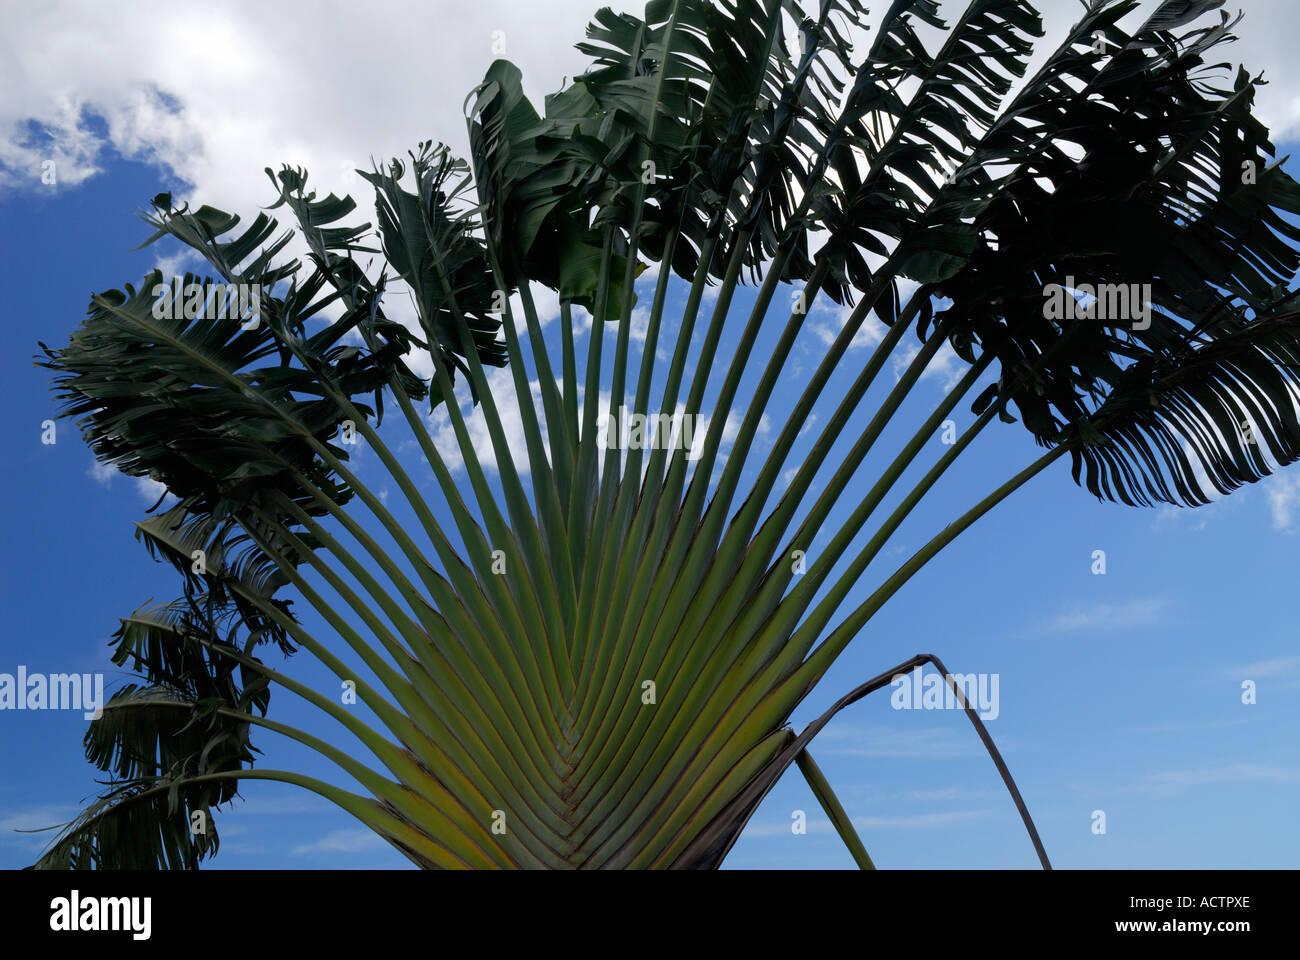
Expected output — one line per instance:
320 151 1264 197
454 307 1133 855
136 476 168 503
1151 503 1210 533
1135 763 1300 796
291 828 393 856
808 299 886 352
152 246 203 280
427 370 766 478
745 809 991 837
816 723 982 760
1264 472 1300 533
1021 595 1173 637
87 458 171 504
230 793 334 817
892 786 1006 803
852 810 992 830
889 338 965 391
0 804 76 848
1230 656 1300 680
426 366 547 475
1140 717 1256 736
87 460 115 486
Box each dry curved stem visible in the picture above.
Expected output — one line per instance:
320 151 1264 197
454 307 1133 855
675 653 1052 870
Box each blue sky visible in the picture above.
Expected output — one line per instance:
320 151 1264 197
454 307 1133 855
2 1 1298 870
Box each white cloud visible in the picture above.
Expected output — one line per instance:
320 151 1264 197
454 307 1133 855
426 365 546 475
87 460 115 486
427 370 767 478
1 0 648 200
809 299 886 352
4 0 1298 213
508 282 562 337
88 457 173 506
625 305 651 344
14 0 1300 501
889 337 964 390
136 476 169 504
152 247 203 280
1265 471 1300 533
